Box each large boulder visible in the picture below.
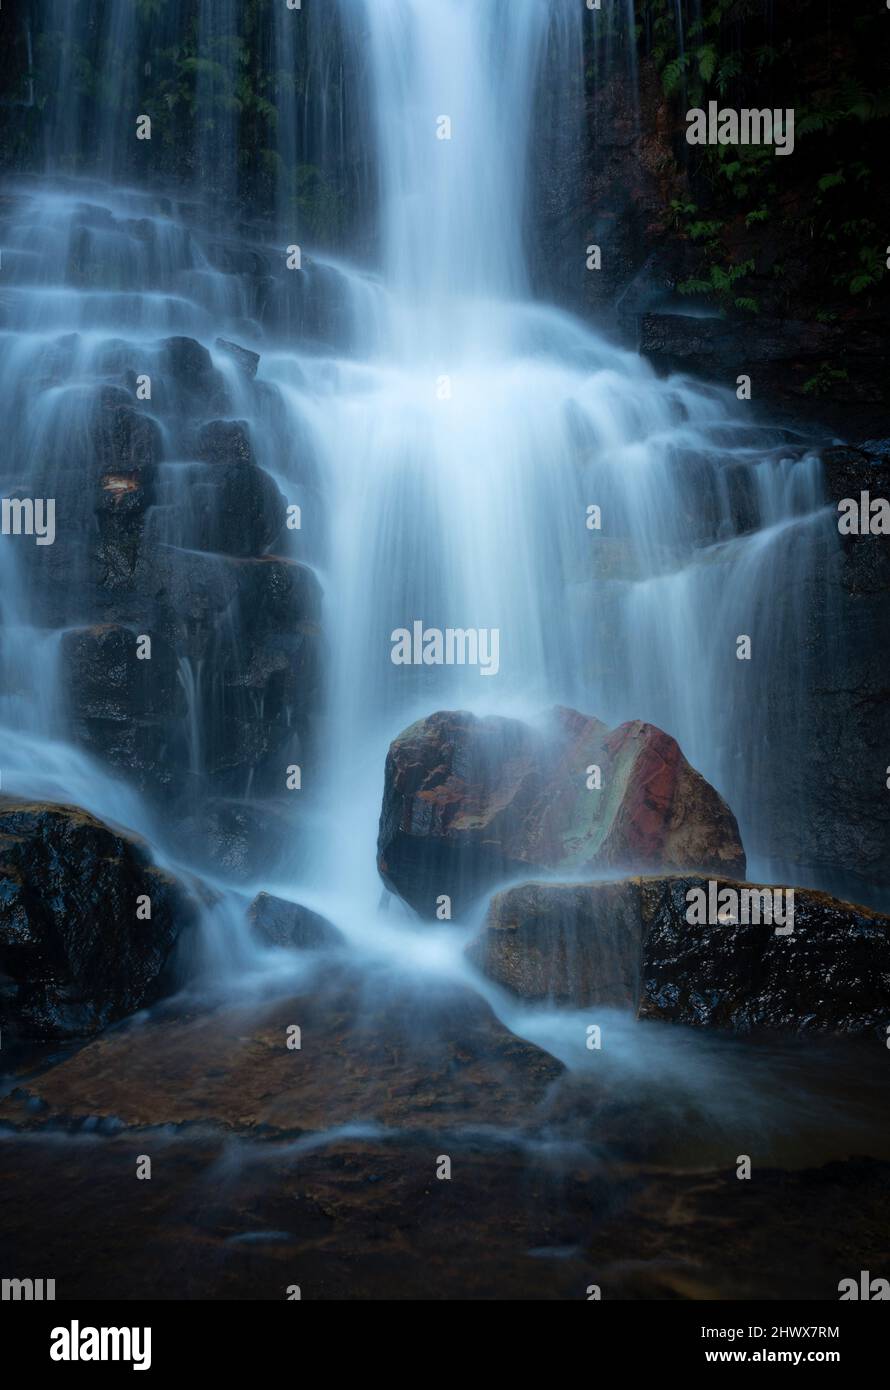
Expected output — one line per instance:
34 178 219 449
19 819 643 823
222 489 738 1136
0 799 195 1041
378 707 745 918
87 546 321 808
469 875 890 1036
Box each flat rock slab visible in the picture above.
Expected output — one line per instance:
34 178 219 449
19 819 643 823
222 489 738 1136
0 1132 886 1299
0 963 564 1136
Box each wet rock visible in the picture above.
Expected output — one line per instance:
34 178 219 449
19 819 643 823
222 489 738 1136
181 799 298 881
95 548 322 805
468 880 643 1007
16 385 162 628
0 963 565 1134
247 892 343 950
469 874 890 1035
378 707 745 918
638 314 890 440
61 624 186 797
190 419 287 556
92 385 161 483
215 336 260 379
195 418 253 467
157 553 321 795
162 336 214 391
35 332 81 388
639 875 890 1036
254 258 359 350
756 441 890 911
0 798 195 1041
160 336 229 416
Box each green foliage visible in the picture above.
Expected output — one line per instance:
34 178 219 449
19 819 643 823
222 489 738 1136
688 219 723 241
643 0 890 322
845 245 885 297
678 258 756 311
697 44 718 84
716 55 741 94
802 364 849 397
662 55 689 96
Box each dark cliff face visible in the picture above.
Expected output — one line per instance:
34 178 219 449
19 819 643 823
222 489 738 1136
534 1 890 440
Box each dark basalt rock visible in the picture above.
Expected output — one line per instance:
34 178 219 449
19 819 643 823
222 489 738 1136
215 336 260 379
189 419 287 557
378 707 745 919
639 876 890 1036
638 314 890 438
61 624 186 797
164 335 213 384
0 798 195 1041
758 441 890 912
92 386 162 482
180 799 298 881
469 875 890 1037
247 892 344 951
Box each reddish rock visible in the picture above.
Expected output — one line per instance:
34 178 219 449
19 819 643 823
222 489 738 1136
378 707 745 918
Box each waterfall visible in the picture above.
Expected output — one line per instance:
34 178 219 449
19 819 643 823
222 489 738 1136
0 0 848 986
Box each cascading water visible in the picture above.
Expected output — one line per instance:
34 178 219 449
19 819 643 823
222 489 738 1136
0 0 865 1132
4 0 890 1306
293 0 839 918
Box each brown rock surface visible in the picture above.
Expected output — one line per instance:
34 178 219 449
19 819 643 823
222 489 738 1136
469 875 890 1036
0 963 564 1135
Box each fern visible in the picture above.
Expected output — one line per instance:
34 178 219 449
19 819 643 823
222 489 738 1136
697 44 718 84
662 55 689 95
